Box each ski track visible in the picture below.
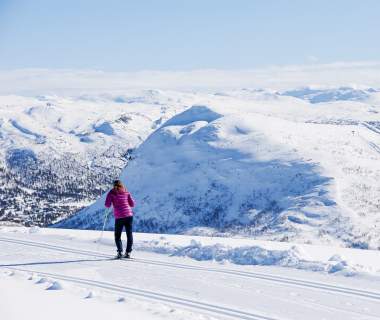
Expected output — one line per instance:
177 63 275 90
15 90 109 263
1 236 380 302
3 266 279 320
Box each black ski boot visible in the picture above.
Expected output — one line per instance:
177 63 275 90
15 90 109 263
115 252 123 259
124 252 131 259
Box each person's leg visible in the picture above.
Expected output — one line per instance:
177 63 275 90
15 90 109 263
114 218 123 254
125 216 133 254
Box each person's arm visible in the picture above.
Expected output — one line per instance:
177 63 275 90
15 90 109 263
105 191 112 208
128 193 135 207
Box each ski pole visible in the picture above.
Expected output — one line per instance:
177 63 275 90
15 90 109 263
97 208 111 251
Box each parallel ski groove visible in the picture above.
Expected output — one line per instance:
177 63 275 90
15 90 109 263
1 237 380 301
3 266 277 320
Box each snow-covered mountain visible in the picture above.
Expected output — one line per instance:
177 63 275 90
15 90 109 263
281 87 378 104
57 87 380 249
0 90 198 226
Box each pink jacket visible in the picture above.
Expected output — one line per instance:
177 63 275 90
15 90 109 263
105 189 135 219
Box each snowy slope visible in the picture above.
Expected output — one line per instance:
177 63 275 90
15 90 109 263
0 90 198 225
1 227 380 320
58 87 380 248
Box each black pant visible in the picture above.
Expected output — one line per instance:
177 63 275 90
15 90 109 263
114 216 133 253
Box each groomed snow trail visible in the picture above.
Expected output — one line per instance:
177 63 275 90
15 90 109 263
1 229 380 320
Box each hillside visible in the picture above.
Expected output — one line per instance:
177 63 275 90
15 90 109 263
0 91 195 225
57 87 380 248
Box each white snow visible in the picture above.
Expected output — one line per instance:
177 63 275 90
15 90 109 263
0 272 175 320
1 227 380 320
0 91 191 156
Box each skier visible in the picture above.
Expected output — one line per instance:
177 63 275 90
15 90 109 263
105 180 135 259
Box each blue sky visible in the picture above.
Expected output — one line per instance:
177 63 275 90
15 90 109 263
0 0 379 71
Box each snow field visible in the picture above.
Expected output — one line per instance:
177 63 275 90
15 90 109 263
0 264 216 320
3 226 380 276
1 227 380 320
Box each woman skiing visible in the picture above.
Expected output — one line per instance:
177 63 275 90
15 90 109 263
105 180 135 259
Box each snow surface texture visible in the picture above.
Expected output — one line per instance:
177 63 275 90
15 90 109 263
1 227 380 320
135 239 358 276
58 87 380 249
1 269 194 320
